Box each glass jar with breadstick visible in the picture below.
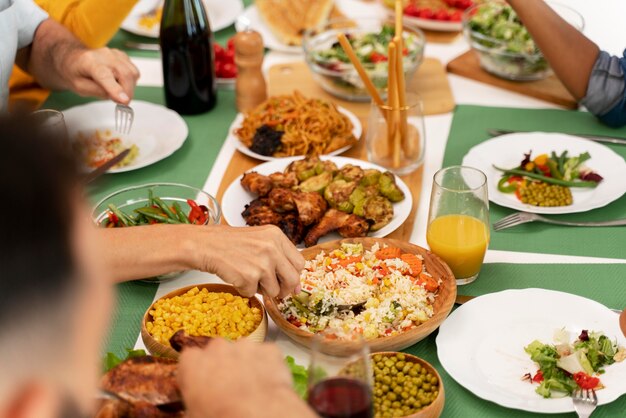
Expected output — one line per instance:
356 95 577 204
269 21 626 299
337 0 425 175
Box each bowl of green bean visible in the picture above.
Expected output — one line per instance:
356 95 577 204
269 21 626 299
92 183 221 282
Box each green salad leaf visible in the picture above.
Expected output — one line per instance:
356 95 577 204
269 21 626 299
286 356 309 399
563 152 591 181
103 348 147 373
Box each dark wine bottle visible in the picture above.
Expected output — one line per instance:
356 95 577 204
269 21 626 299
159 0 217 114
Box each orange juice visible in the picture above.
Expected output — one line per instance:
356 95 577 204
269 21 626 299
426 214 490 279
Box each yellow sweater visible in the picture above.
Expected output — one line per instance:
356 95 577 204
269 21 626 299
9 0 138 110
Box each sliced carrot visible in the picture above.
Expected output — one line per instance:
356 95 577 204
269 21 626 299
401 253 423 276
372 277 380 285
417 273 439 292
338 256 362 267
375 247 403 260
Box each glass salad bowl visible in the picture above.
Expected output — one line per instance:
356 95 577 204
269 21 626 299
463 1 584 81
303 18 426 102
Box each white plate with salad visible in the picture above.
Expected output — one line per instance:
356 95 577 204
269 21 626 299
437 288 626 414
63 101 188 173
462 132 626 214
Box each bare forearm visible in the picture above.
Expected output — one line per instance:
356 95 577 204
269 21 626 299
18 18 86 90
508 0 599 99
98 225 198 283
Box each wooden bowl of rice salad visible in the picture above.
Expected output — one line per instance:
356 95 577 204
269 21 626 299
264 238 456 355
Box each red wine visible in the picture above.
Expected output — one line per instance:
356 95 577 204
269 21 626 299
159 0 216 114
308 378 373 418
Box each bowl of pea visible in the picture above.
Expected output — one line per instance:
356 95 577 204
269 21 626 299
342 352 444 418
141 283 268 358
463 1 584 81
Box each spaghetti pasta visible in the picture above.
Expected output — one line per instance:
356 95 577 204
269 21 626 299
235 91 357 157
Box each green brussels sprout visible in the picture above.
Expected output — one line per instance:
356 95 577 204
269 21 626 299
362 196 394 231
286 158 320 182
298 172 332 193
336 164 364 182
314 160 338 175
378 172 405 203
359 169 382 187
350 186 381 216
324 179 357 213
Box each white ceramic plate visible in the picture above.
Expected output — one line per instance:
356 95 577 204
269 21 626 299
228 106 362 161
121 0 243 38
235 4 302 54
221 156 412 246
437 288 626 414
462 132 626 214
63 101 188 173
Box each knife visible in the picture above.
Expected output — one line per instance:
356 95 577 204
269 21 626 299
455 294 622 314
487 129 626 146
124 41 160 52
83 148 131 184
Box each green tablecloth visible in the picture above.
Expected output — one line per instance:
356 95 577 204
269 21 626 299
444 105 626 260
404 262 626 418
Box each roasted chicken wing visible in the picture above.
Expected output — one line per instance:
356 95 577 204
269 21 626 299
304 209 369 247
268 188 297 212
242 198 283 226
241 172 273 197
269 171 298 189
293 191 327 226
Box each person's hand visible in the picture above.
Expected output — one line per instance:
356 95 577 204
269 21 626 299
178 339 315 418
65 48 139 104
193 225 305 298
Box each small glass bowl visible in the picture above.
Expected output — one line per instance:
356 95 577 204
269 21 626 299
93 183 221 282
463 1 584 81
303 18 426 101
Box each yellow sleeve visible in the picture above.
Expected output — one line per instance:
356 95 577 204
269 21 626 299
35 0 139 48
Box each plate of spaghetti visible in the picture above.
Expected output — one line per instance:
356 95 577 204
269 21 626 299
229 91 362 161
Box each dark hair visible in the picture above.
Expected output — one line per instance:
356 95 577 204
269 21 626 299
0 115 80 323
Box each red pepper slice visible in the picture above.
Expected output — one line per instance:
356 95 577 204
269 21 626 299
187 199 199 209
108 211 119 226
532 370 544 383
573 372 600 390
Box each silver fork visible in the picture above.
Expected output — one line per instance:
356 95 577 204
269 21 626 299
572 388 597 418
494 212 626 231
115 104 134 134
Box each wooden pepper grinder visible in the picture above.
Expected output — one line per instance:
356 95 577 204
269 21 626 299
234 29 267 112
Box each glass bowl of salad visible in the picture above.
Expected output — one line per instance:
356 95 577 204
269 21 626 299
303 18 426 101
463 1 584 81
92 183 221 282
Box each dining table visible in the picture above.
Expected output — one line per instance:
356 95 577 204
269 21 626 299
44 0 626 417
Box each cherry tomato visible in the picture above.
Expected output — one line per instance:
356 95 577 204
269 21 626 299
224 49 235 63
369 52 388 63
227 37 235 51
532 371 544 383
221 62 237 78
573 372 600 390
213 43 224 60
434 9 450 21
215 61 223 77
418 8 434 19
404 4 420 17
450 10 463 21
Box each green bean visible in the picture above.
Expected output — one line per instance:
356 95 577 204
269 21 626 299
108 204 134 226
135 208 179 224
493 166 598 188
148 189 155 206
172 202 191 224
153 197 178 220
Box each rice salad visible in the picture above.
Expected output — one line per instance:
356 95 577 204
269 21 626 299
279 242 440 340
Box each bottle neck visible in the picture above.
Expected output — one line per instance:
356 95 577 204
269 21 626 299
161 0 211 32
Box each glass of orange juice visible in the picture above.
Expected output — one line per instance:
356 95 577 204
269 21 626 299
426 166 490 285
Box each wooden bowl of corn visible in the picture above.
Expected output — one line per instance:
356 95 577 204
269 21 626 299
141 283 268 358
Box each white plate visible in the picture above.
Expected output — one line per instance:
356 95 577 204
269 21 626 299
437 288 626 414
462 132 626 214
228 106 362 161
121 0 243 38
235 4 302 54
221 156 412 246
63 101 188 173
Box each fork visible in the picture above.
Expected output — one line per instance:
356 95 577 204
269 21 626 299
115 104 134 134
493 212 626 231
572 388 597 418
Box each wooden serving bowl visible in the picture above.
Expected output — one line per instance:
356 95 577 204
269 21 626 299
264 238 457 356
141 283 268 359
370 352 445 418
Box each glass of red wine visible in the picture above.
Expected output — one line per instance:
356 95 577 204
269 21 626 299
307 336 373 418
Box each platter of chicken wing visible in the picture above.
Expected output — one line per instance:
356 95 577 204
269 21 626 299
221 156 412 246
